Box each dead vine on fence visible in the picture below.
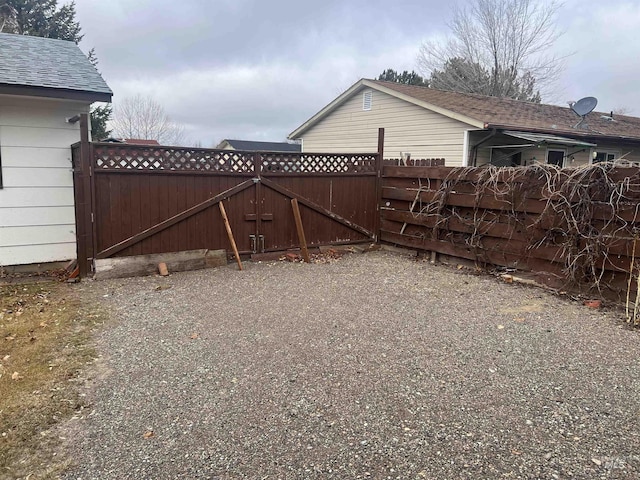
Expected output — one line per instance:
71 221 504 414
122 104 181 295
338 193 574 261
406 163 640 321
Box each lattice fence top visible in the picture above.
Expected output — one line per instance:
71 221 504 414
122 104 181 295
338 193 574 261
93 145 256 173
261 153 376 173
92 144 377 174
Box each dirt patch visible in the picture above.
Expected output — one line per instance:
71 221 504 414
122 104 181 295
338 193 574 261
61 252 640 479
0 282 104 479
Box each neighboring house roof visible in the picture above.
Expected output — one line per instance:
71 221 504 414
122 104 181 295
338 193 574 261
102 138 161 145
124 138 160 145
289 78 640 142
217 139 302 152
0 32 112 102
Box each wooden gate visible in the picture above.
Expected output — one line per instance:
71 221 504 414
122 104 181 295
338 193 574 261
71 119 381 276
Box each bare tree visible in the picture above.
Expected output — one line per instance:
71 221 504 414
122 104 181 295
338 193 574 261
612 106 633 116
111 94 186 146
418 0 563 101
0 3 18 33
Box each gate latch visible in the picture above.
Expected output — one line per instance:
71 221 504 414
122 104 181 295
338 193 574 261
259 235 265 253
249 234 257 254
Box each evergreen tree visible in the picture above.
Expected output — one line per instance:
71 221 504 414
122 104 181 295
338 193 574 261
429 58 541 103
0 0 81 43
90 105 112 140
378 69 428 86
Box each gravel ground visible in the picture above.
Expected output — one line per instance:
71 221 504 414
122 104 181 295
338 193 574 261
61 251 640 480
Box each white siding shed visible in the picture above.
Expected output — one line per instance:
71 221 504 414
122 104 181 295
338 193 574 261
0 96 90 265
0 32 112 268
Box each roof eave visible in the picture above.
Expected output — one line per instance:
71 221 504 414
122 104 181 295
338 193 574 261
288 79 369 139
367 80 484 128
0 83 112 103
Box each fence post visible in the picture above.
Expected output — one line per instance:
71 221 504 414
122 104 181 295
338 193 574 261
374 127 385 242
254 152 263 249
78 113 94 276
72 143 87 277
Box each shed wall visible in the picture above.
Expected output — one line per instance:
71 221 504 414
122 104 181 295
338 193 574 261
0 95 89 266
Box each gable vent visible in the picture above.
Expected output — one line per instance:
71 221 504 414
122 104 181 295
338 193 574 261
362 90 372 111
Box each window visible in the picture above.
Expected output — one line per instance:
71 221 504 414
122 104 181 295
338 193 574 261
593 151 618 163
362 90 372 111
490 149 522 167
547 149 566 167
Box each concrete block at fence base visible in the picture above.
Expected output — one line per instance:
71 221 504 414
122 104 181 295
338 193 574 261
94 249 227 280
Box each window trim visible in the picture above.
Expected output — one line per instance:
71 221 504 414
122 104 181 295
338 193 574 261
592 150 619 164
546 147 567 168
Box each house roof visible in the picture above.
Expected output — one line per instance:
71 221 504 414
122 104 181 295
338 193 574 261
218 139 301 152
289 78 640 143
0 32 112 103
124 138 160 145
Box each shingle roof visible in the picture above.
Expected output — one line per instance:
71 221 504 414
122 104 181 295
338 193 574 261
0 32 112 99
371 80 640 141
221 139 302 152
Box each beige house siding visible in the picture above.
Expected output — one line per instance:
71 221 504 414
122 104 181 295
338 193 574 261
294 89 473 166
0 94 90 266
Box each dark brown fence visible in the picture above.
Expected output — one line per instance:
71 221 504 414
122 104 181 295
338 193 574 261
72 140 383 275
380 164 640 300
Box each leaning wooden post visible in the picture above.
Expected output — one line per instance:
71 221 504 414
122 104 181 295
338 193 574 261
291 198 310 263
373 127 385 243
219 201 243 271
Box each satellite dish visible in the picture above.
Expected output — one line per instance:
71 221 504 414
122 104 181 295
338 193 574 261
572 97 598 117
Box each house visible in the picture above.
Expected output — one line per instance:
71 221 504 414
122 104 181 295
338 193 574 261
0 33 112 269
216 139 301 152
289 79 640 167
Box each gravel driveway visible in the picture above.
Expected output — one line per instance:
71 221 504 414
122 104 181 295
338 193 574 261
62 251 640 479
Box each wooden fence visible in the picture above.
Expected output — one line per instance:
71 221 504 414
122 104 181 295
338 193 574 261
71 120 446 277
73 145 379 276
70 115 640 302
380 164 640 300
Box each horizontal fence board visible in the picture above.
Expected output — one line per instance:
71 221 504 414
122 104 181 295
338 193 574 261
384 165 640 183
380 229 567 277
381 209 536 243
382 186 640 222
383 176 640 203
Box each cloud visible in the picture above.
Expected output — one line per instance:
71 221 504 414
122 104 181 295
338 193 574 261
76 0 640 145
556 0 640 113
107 40 420 144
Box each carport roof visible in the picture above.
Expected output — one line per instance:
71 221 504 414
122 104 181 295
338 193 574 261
502 131 597 147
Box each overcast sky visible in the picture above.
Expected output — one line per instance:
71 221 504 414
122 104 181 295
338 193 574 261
74 0 640 146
